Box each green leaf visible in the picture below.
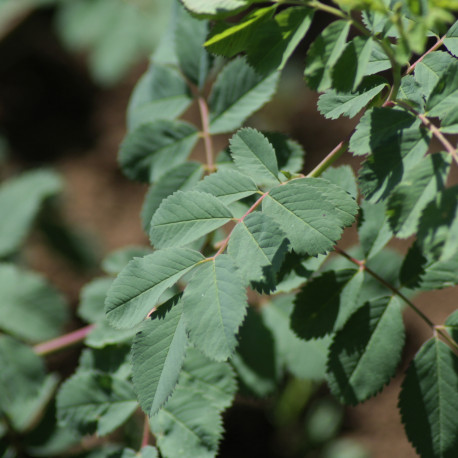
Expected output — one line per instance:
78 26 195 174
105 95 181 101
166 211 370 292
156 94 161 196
229 128 280 187
142 162 203 232
417 186 458 260
262 295 331 380
127 63 192 131
400 241 458 291
398 75 425 111
78 277 113 324
399 338 458 458
321 165 357 199
119 120 199 183
85 320 140 349
0 336 59 431
150 385 223 458
180 0 253 17
291 269 363 339
175 3 211 88
327 296 405 405
0 263 68 342
79 346 132 380
426 61 458 119
358 200 392 259
56 372 137 436
232 307 279 397
444 20 458 56
149 191 233 248
387 153 450 238
445 310 458 343
102 246 154 275
0 169 62 257
414 51 455 98
304 20 351 92
208 57 280 134
205 6 276 58
265 132 305 174
182 255 247 361
332 36 375 91
105 248 204 328
228 212 288 285
246 6 314 74
365 40 391 75
354 108 430 201
178 347 237 410
262 178 358 255
318 76 386 120
193 168 258 205
132 296 187 417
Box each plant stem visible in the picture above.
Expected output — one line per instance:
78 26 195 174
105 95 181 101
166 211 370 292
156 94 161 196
307 141 348 177
197 96 215 173
141 414 150 448
33 324 95 356
405 35 446 75
335 247 458 353
395 100 458 166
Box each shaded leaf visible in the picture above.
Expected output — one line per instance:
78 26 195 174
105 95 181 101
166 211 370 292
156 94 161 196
387 153 450 238
180 0 253 17
79 346 132 381
265 132 305 174
304 20 351 92
321 165 357 199
182 255 247 361
292 269 363 339
327 296 405 405
399 338 458 458
57 372 137 436
426 61 458 120
105 248 204 328
209 57 280 134
150 191 233 248
78 277 113 324
414 51 455 98
85 320 140 349
132 296 187 416
444 20 458 56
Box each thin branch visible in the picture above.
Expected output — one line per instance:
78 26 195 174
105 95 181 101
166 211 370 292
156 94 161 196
307 141 348 177
335 247 458 353
197 96 215 173
141 414 150 448
396 101 458 166
405 35 446 75
33 324 95 356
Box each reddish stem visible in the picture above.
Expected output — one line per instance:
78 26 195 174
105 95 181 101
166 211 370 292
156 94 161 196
33 324 95 356
405 35 446 75
141 414 150 448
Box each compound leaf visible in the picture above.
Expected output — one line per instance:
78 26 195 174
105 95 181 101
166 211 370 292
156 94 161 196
426 61 458 119
0 169 62 258
327 296 405 405
444 20 458 56
399 338 458 458
414 51 455 98
182 255 247 361
0 263 68 342
105 248 204 328
127 63 192 131
387 153 450 238
262 178 358 255
208 57 279 134
141 162 203 233
119 120 199 183
229 128 280 187
193 168 258 204
228 212 288 284
291 269 363 339
57 372 137 436
132 296 187 417
304 20 351 92
150 191 233 248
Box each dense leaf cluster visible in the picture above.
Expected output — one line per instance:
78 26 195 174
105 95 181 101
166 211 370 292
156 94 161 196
1 0 458 457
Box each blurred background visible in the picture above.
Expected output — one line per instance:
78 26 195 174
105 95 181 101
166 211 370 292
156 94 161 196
1 1 455 456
